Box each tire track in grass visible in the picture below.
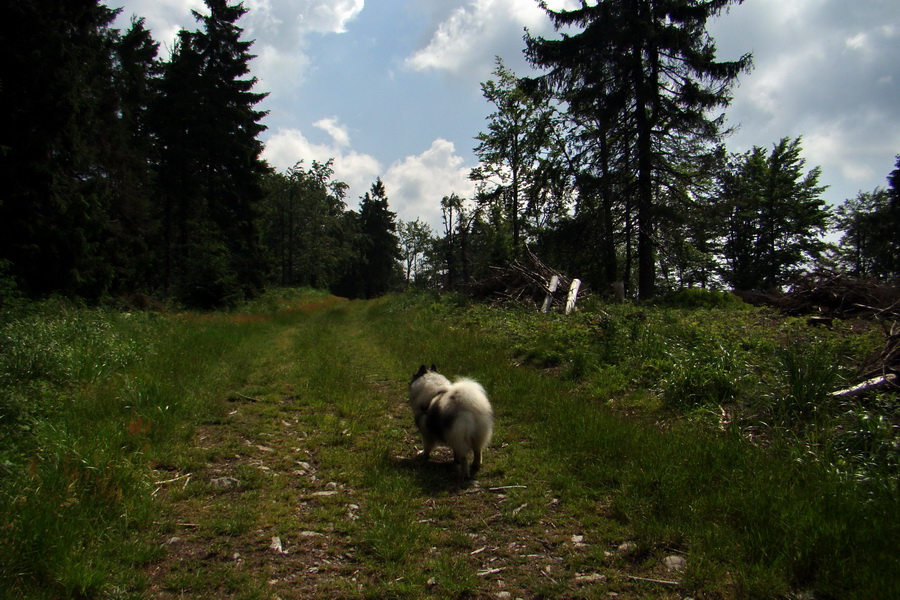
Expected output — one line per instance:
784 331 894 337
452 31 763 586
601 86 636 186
283 299 683 600
145 297 683 599
146 300 367 598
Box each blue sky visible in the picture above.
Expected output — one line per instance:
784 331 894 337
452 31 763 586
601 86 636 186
112 0 900 231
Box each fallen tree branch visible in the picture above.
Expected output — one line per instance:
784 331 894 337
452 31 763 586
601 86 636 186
626 575 680 586
832 373 898 398
153 472 192 486
464 485 527 495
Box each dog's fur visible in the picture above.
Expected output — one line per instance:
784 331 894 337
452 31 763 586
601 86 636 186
408 364 493 479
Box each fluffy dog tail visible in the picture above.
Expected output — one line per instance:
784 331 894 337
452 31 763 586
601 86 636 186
451 378 493 440
446 378 493 477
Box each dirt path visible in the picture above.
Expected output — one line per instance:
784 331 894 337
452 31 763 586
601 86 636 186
141 300 685 599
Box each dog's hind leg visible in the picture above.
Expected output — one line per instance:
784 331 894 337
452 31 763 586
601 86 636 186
453 449 471 479
470 448 482 477
419 436 436 460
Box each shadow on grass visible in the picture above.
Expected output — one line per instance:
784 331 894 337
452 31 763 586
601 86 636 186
389 453 480 495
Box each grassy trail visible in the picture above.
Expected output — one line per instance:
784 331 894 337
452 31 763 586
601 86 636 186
5 293 894 599
143 297 682 600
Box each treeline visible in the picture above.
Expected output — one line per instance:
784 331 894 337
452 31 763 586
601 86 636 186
399 0 900 297
434 2 900 299
1 1 898 309
0 0 402 308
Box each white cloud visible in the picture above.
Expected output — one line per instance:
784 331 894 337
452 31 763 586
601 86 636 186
262 132 475 226
405 0 578 81
314 117 351 148
112 0 204 56
306 0 364 33
261 127 381 200
242 1 365 96
383 139 476 229
711 0 900 205
804 111 899 184
244 0 364 37
845 32 869 51
253 43 312 94
114 0 364 42
113 0 363 95
405 3 490 74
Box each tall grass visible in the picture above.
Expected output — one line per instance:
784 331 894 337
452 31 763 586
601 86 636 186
771 341 842 425
1 290 896 598
385 292 897 598
0 300 282 598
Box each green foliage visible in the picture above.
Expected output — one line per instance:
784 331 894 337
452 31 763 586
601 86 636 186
396 293 896 598
1 0 269 308
0 303 153 596
0 0 124 297
261 169 403 299
718 137 830 290
260 160 352 289
833 155 900 280
175 236 244 309
154 0 269 307
471 58 558 253
346 178 403 298
1 0 893 313
0 299 274 598
655 287 748 309
0 303 144 389
828 405 899 490
660 345 744 411
525 0 752 298
398 218 433 286
0 260 22 308
1 294 897 598
770 341 842 426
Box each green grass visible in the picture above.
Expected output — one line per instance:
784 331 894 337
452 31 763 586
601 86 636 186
0 289 897 599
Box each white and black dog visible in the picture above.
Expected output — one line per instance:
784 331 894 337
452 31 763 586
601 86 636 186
407 365 494 479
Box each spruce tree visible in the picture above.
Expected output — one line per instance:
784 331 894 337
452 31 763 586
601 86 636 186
0 0 122 296
719 138 828 290
526 0 751 299
356 178 402 298
107 17 163 292
887 156 900 277
154 0 269 306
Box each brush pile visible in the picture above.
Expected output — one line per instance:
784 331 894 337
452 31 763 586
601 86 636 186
735 275 900 320
470 247 579 310
736 275 900 395
835 319 900 397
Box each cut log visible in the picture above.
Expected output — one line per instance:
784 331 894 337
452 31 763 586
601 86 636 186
470 246 582 312
831 373 898 398
565 279 581 314
542 275 559 313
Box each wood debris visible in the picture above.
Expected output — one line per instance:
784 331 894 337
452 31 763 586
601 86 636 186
470 247 582 311
735 275 900 320
737 276 900 395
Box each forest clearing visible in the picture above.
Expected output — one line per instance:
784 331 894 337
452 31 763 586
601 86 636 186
1 289 897 599
4 3 898 598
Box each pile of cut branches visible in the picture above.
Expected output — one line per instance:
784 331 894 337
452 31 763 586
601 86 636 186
736 275 900 320
863 320 900 377
736 275 900 396
835 320 900 398
470 247 579 310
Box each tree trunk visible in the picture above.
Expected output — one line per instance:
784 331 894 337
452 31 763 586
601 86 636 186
599 129 618 286
632 38 655 300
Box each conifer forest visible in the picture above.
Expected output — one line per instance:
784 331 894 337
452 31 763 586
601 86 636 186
1 0 898 308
